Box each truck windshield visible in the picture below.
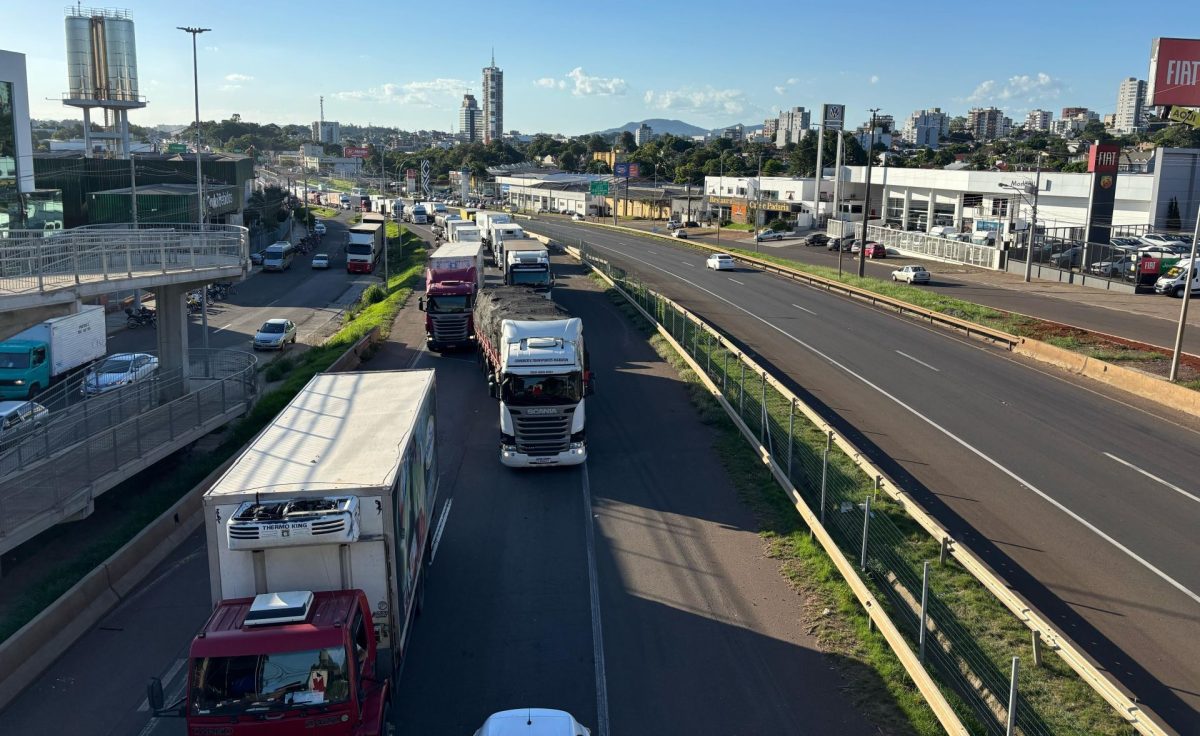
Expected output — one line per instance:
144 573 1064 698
503 372 582 405
510 269 549 286
428 295 469 312
190 646 349 715
0 352 30 369
347 244 373 255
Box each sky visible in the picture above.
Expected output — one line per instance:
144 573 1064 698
8 0 1200 136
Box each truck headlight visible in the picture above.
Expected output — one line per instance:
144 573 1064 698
12 379 23 386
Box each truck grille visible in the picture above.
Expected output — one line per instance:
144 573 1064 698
228 516 348 540
431 314 469 343
512 407 572 456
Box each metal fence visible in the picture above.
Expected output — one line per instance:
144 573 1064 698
0 349 257 552
578 242 1115 736
0 223 247 296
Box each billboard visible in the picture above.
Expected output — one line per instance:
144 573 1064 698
344 146 370 159
1148 38 1200 107
822 104 846 131
613 162 640 178
1084 143 1120 246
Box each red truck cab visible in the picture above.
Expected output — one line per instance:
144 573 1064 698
155 590 390 736
420 242 483 351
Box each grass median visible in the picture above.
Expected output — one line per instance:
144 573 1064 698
0 232 428 646
586 264 1136 736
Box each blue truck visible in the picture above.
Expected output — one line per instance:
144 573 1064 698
0 305 106 399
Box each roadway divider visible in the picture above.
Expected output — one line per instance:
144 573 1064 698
563 241 1168 736
537 219 1200 421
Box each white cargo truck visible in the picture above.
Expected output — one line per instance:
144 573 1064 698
504 246 553 297
0 305 106 400
490 223 535 266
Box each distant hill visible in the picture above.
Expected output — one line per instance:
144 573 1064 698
595 119 710 138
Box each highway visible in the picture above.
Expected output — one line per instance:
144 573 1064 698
0 249 880 733
527 217 1200 734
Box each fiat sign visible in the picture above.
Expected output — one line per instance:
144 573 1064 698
1148 38 1200 107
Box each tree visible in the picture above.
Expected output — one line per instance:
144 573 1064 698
559 151 579 171
1081 120 1112 143
619 131 637 152
586 134 610 153
761 158 785 176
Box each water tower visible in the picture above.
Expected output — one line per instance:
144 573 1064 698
62 6 147 158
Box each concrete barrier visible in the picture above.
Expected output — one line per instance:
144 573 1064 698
327 326 382 372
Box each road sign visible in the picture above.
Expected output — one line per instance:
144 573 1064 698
590 181 610 195
420 159 431 198
166 143 187 154
1168 105 1200 128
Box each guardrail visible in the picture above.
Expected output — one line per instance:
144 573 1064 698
0 349 257 556
570 242 1166 736
0 223 247 297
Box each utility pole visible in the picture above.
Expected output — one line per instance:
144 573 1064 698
754 151 763 252
179 25 211 350
1023 154 1043 283
832 131 844 228
858 109 879 278
812 113 826 231
1169 202 1200 381
715 156 723 248
131 153 141 309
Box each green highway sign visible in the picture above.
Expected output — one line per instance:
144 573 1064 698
590 181 610 195
167 143 187 154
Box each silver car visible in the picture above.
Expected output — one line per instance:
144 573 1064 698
253 318 297 350
83 353 159 396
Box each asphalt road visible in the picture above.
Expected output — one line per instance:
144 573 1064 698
1 252 880 734
527 217 1200 734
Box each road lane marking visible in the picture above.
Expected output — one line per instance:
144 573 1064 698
581 463 610 736
647 250 658 254
728 277 745 285
213 323 233 334
681 261 694 267
792 304 817 315
137 658 185 711
1104 452 1200 505
430 499 452 565
895 350 940 372
583 240 1200 606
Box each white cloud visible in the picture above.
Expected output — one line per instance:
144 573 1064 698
774 77 802 95
225 73 254 82
966 72 1063 104
643 85 748 117
534 77 565 90
565 67 626 96
869 75 879 85
218 84 241 91
332 78 471 108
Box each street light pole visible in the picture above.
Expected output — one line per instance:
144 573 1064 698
179 25 211 351
1024 154 1044 283
1169 202 1200 381
858 109 879 278
754 151 763 252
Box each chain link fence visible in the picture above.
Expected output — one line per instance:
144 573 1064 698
579 242 1093 736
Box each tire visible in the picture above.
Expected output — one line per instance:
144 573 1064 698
26 383 39 400
1175 286 1185 298
892 276 897 282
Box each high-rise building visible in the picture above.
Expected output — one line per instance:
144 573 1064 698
1024 109 1053 132
722 124 745 142
311 120 341 144
634 122 654 146
459 94 480 143
1061 106 1090 120
902 108 950 148
762 117 778 138
967 107 1010 141
482 53 503 144
1115 77 1147 134
774 106 810 147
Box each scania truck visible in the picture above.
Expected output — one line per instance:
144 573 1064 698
419 241 484 351
474 287 591 467
148 370 438 736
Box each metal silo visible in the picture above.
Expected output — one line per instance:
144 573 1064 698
61 8 147 157
64 13 96 100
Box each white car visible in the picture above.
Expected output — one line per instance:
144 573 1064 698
756 229 785 242
474 709 591 736
253 318 297 351
1139 233 1186 248
311 253 330 269
672 228 688 239
82 353 159 396
571 212 584 221
892 265 931 284
313 221 327 236
706 253 736 270
0 400 48 434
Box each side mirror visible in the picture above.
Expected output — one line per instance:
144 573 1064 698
417 297 425 312
147 677 164 711
487 377 498 399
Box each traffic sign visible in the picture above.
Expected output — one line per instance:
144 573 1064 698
1168 106 1200 129
590 181 610 195
166 143 187 154
420 160 431 198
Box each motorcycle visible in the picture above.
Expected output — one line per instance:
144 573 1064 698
125 306 157 329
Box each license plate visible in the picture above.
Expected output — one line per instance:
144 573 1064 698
530 457 556 464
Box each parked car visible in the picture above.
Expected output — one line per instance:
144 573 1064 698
82 353 159 396
1088 255 1134 277
313 221 327 236
864 242 887 259
803 233 829 247
253 318 297 351
756 229 785 242
1110 236 1142 249
891 265 931 284
0 400 49 435
1137 243 1189 259
849 240 864 254
250 250 265 266
706 253 736 271
672 229 688 239
311 253 330 269
827 238 846 251
572 213 584 221
1140 233 1188 248
1050 247 1083 269
665 219 681 230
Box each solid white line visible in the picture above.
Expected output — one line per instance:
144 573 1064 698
895 350 941 372
584 239 1200 605
137 658 185 711
1104 452 1200 505
727 277 745 285
212 323 233 334
580 464 610 736
792 303 817 315
430 498 452 565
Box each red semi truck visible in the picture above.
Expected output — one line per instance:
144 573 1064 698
418 241 484 351
148 369 439 736
347 222 384 274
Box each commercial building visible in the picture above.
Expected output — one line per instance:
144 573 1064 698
1 50 62 232
459 94 480 143
967 107 1011 141
86 182 239 225
311 120 341 144
482 54 503 144
704 175 828 225
1024 109 1053 132
774 106 810 147
902 108 950 148
634 122 654 146
1115 77 1147 133
491 170 606 216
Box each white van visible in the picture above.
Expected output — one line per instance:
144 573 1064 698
1154 258 1199 297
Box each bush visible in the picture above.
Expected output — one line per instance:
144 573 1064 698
362 284 387 305
263 355 295 382
768 218 791 232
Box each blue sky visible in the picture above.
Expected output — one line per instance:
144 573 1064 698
9 1 1199 135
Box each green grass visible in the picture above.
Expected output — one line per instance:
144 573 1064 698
588 264 1137 736
0 232 429 646
718 222 754 231
309 206 338 218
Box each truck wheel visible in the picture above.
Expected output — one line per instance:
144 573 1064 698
1175 286 1185 298
26 383 39 400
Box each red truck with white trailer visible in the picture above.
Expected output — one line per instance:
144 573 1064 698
347 222 384 274
419 241 484 351
148 369 439 736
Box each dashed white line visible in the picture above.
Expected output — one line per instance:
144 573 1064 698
647 250 658 254
582 239 1200 606
581 463 610 736
212 323 233 334
1104 452 1200 505
430 498 453 564
727 277 745 285
792 304 817 315
895 350 940 372
681 261 695 267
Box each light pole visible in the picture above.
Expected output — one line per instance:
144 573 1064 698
178 25 211 350
1000 151 1045 283
753 151 763 253
1169 203 1200 381
858 109 879 278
